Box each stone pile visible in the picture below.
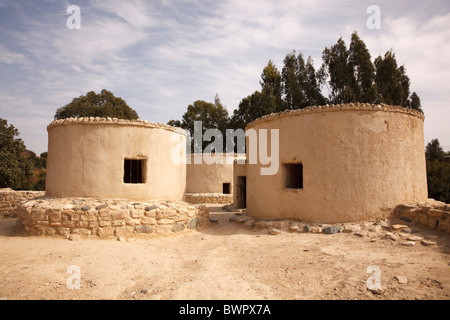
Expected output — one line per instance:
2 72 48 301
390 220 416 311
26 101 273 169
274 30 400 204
229 205 447 246
14 197 209 239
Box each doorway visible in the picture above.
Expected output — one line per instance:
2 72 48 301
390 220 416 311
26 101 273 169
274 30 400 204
237 176 246 209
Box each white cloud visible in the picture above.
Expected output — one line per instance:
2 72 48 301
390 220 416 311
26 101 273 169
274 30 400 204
0 0 449 153
0 44 32 67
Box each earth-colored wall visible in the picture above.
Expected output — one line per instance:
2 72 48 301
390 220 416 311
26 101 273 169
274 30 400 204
186 154 245 194
243 103 427 223
45 117 186 201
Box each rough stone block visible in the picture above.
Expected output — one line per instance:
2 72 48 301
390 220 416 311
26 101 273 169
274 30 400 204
172 222 185 232
31 209 46 221
88 222 99 228
77 221 89 228
58 228 71 237
115 226 133 237
273 221 285 228
126 218 141 226
98 227 115 238
162 210 177 218
438 219 447 232
45 227 57 236
158 218 174 225
323 225 341 234
175 213 188 222
112 210 129 220
130 209 144 218
99 220 111 227
155 225 172 234
98 208 111 217
112 220 126 227
49 222 62 227
72 228 91 236
141 217 157 225
46 210 61 222
144 210 156 218
418 213 428 225
61 221 75 228
427 209 445 218
135 225 153 234
188 218 199 229
95 203 108 210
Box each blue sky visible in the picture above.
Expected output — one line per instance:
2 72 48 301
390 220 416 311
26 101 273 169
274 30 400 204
0 0 449 155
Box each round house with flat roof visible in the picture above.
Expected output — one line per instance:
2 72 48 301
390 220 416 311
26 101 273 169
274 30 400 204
45 117 187 201
234 103 428 223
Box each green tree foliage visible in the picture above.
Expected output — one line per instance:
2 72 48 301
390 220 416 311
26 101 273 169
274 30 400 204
227 31 422 131
408 92 423 113
229 91 267 130
426 139 446 162
282 52 325 110
348 32 377 103
0 118 34 190
260 60 284 113
229 61 285 130
54 89 139 120
374 50 410 106
425 139 450 203
168 95 229 152
321 37 356 103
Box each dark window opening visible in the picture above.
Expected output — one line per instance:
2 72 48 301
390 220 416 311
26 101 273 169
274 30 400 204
223 183 231 194
284 163 303 189
124 159 145 184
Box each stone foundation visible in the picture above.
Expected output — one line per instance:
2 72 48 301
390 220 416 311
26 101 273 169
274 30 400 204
14 197 209 238
392 200 450 233
231 200 450 235
0 189 45 217
185 193 233 204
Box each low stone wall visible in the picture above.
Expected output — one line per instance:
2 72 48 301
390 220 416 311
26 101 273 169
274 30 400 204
0 189 45 217
392 200 450 233
185 193 233 204
14 197 209 238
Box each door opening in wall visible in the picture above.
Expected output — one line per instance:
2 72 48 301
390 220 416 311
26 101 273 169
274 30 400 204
237 176 246 209
124 159 145 184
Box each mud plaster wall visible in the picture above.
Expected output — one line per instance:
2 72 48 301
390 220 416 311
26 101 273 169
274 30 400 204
243 103 427 223
45 118 186 201
186 154 245 194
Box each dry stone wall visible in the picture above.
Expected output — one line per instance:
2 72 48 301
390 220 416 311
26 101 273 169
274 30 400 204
393 201 450 233
185 193 233 204
14 197 209 238
0 189 45 217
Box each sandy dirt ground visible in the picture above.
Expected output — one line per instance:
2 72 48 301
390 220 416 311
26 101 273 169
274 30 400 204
0 204 449 300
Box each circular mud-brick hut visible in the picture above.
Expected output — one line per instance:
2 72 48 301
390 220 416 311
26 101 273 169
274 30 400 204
45 117 187 200
235 103 427 223
15 117 210 238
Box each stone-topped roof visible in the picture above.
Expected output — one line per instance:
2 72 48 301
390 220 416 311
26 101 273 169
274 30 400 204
245 103 425 130
47 117 187 136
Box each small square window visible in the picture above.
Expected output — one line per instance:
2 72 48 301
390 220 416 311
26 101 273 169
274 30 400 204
124 159 145 184
283 163 303 189
223 183 231 194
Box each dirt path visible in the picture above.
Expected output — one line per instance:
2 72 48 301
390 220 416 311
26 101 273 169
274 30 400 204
0 204 449 300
